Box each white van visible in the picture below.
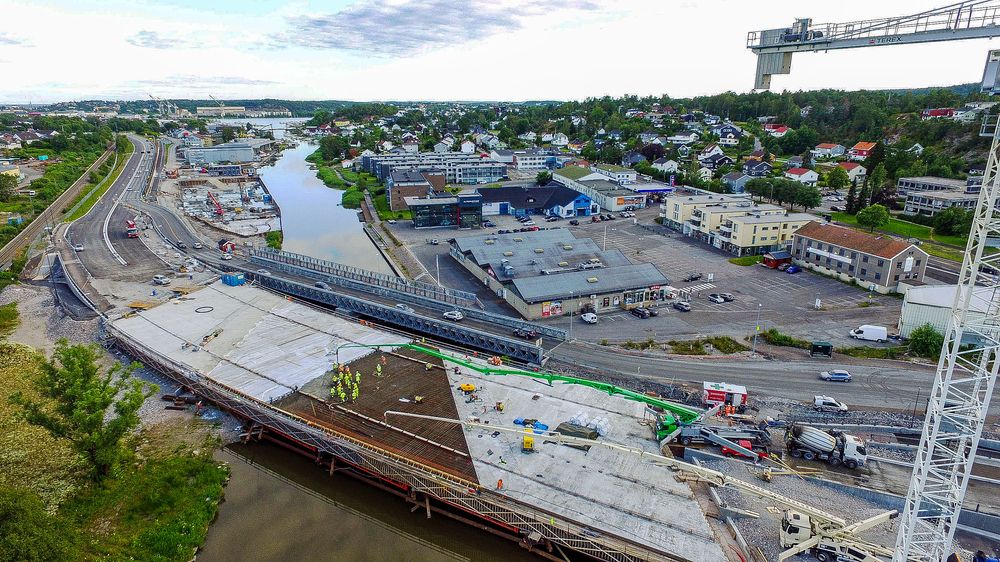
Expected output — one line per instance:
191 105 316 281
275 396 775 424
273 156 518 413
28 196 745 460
849 324 888 343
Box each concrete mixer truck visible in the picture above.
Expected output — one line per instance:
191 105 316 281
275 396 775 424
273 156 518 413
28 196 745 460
785 424 867 469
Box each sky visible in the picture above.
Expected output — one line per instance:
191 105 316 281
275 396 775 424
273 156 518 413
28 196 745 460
0 0 996 103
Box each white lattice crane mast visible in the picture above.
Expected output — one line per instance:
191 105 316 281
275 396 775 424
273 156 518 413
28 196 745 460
747 1 1000 89
894 119 1000 561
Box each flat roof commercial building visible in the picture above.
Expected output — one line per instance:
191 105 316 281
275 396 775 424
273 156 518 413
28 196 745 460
898 285 995 339
185 140 275 165
552 166 646 212
792 221 928 294
405 192 482 229
451 229 670 319
361 151 507 185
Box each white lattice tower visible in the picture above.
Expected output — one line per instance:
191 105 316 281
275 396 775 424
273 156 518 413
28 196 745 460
894 116 1000 560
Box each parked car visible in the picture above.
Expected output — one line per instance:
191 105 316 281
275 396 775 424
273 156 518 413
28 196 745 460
430 239 440 245
523 221 536 226
707 293 726 304
591 216 601 222
220 253 233 260
830 205 843 212
719 293 735 302
513 327 540 339
647 307 659 317
581 312 598 324
682 272 703 282
395 303 415 314
314 281 331 290
777 263 791 271
630 307 651 319
443 310 464 321
152 274 171 286
673 301 691 312
72 244 84 251
569 219 580 226
192 242 203 249
483 221 495 228
819 369 853 382
177 241 188 249
387 219 397 224
256 268 271 276
786 265 801 274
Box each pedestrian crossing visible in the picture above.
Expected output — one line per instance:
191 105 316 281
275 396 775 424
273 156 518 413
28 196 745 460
680 282 716 293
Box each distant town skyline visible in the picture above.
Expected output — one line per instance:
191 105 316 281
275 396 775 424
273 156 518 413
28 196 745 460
0 0 995 104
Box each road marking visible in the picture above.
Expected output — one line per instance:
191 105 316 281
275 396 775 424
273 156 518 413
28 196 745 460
681 282 716 293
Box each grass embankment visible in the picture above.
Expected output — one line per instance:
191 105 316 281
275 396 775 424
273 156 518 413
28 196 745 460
756 327 906 359
372 193 412 221
0 343 229 561
728 255 763 266
63 142 134 223
308 149 386 210
832 211 970 262
0 302 19 338
617 336 749 355
265 230 282 250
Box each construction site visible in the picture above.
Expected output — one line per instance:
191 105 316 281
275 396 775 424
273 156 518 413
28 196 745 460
161 169 280 238
100 277 998 562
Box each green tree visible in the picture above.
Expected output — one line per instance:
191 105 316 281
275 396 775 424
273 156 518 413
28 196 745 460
0 173 17 202
221 126 237 143
908 323 945 359
319 135 349 162
535 170 552 185
856 204 890 232
794 184 822 212
845 181 859 214
867 163 893 207
826 166 850 190
0 486 77 562
11 341 156 481
933 207 972 237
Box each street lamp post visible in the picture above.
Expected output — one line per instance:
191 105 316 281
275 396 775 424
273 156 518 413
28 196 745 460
751 303 763 357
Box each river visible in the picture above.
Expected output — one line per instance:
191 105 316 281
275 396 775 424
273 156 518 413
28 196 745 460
197 122 531 561
214 117 391 273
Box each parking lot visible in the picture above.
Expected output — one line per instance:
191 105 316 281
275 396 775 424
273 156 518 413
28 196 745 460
387 207 904 347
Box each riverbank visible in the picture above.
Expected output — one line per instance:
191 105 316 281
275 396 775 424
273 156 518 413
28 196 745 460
0 304 229 562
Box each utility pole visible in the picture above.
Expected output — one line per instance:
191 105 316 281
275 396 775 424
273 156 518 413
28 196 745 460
568 291 574 339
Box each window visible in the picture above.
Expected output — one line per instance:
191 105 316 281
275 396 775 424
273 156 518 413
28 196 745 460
851 252 857 259
896 262 901 269
836 261 842 269
839 249 845 256
894 274 900 281
915 260 921 266
849 265 855 272
826 257 831 265
860 268 867 277
862 255 869 263
875 272 881 280
878 259 884 267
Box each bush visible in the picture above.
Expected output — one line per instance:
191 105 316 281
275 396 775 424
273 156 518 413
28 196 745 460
704 336 749 354
265 230 282 250
909 323 945 358
758 328 811 349
667 340 707 355
341 187 364 209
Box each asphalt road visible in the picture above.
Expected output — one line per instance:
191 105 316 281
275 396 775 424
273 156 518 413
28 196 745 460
547 339 999 417
66 135 168 282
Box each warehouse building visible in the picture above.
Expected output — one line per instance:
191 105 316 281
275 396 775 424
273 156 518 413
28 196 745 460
185 139 275 165
898 285 994 340
404 192 482 229
552 166 646 212
450 229 670 319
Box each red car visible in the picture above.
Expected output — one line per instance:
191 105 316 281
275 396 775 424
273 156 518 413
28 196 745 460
721 439 768 461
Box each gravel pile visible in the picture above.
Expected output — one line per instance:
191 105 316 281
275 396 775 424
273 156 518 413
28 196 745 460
0 284 99 347
868 444 916 463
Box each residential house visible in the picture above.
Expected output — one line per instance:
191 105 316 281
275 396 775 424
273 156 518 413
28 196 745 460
433 140 451 153
714 124 744 146
837 162 867 183
518 131 537 143
907 143 924 156
667 131 699 145
652 158 679 174
0 134 21 150
697 167 713 181
812 143 845 158
722 172 751 193
748 149 770 161
791 221 928 293
551 133 569 146
848 141 877 161
698 144 724 162
607 130 623 141
785 155 804 169
784 167 819 186
639 131 661 145
401 137 419 153
621 150 646 167
921 108 954 120
478 184 594 218
701 153 734 171
377 140 394 152
763 124 789 138
460 140 476 153
540 133 554 143
743 160 772 177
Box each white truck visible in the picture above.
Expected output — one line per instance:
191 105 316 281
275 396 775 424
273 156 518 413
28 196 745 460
785 424 867 469
848 324 887 342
